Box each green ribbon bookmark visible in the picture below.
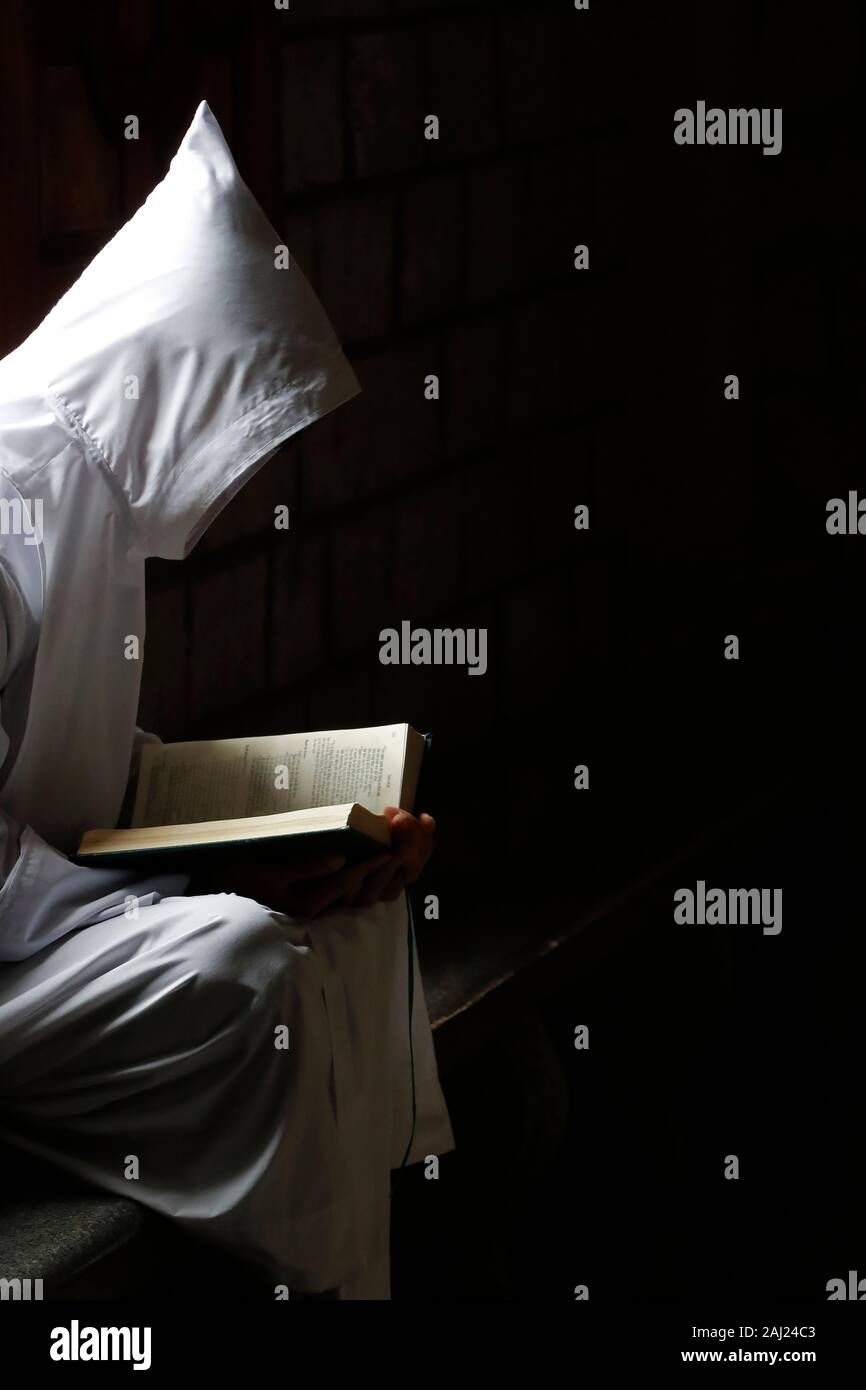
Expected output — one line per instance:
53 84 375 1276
394 732 431 1184
398 865 417 1171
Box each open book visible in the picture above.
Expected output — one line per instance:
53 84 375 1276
76 723 429 865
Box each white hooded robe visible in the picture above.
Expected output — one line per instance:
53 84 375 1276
0 101 453 1298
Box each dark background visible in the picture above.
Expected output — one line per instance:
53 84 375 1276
0 0 862 1302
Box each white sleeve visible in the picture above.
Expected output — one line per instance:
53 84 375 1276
0 576 189 963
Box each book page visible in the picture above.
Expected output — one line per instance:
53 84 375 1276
132 724 409 827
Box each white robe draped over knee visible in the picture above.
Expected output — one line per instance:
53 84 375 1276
0 101 453 1297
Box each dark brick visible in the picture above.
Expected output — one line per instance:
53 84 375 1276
500 5 573 147
583 269 622 403
392 474 462 612
524 145 588 281
751 537 824 600
228 689 311 743
513 421 596 564
420 734 501 902
190 554 267 718
348 30 425 177
314 0 388 16
454 425 592 600
394 0 500 10
140 579 188 740
690 263 754 384
37 66 119 241
303 339 441 511
282 39 342 193
425 14 499 159
689 0 754 92
591 136 628 270
610 584 835 672
753 148 866 251
502 565 574 717
610 598 716 673
578 0 629 129
271 535 327 687
614 372 754 540
755 265 829 377
465 159 526 304
613 542 752 605
280 211 316 282
371 597 498 739
833 258 866 373
316 193 395 342
571 547 610 673
507 281 596 428
331 505 392 654
757 382 856 504
593 413 636 536
306 660 373 731
443 312 508 460
507 289 568 428
759 0 861 105
456 455 527 599
401 172 464 324
502 721 582 864
626 385 757 547
530 271 625 419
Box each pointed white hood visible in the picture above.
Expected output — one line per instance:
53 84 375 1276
5 100 359 560
0 101 358 853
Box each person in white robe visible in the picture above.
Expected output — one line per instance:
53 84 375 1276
0 101 453 1300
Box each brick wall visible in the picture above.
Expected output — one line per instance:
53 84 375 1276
139 0 865 915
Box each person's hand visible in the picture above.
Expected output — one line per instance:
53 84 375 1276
342 807 436 908
284 808 436 913
187 848 391 920
186 809 435 918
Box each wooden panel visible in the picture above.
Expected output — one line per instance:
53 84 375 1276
0 0 283 357
198 54 234 146
39 66 119 246
0 0 41 351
